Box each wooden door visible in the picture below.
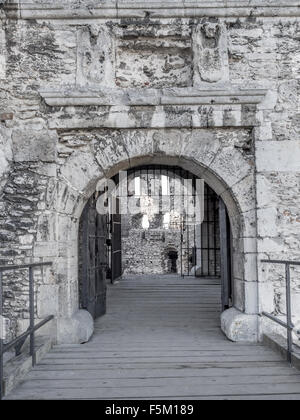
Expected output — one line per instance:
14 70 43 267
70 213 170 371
111 198 122 283
81 194 108 319
219 198 232 311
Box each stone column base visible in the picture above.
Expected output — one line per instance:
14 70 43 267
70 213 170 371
221 307 259 342
57 310 94 344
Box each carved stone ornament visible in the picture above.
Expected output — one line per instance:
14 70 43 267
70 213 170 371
76 25 115 87
193 21 229 86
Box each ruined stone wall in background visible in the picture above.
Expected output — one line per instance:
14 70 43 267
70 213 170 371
121 213 193 276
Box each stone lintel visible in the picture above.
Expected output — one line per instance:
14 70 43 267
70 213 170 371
40 87 267 107
40 87 264 130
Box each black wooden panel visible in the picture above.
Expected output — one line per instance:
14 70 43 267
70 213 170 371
111 197 122 283
219 198 232 311
80 194 108 320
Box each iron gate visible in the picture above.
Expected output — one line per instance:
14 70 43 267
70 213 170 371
181 184 221 278
111 198 122 282
80 193 108 319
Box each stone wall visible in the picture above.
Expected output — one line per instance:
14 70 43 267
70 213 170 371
0 0 299 343
122 213 194 276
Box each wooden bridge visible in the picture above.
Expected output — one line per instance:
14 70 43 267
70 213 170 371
5 275 300 400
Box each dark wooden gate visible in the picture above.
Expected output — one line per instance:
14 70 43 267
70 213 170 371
111 198 122 282
80 193 108 319
219 198 232 311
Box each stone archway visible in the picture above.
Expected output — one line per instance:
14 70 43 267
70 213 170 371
34 127 258 344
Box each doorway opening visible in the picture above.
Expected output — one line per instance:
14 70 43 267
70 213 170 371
78 164 233 320
167 250 178 273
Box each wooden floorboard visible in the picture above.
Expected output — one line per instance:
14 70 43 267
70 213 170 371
5 274 300 400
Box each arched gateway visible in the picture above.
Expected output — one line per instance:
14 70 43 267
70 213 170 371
48 143 259 344
78 164 226 316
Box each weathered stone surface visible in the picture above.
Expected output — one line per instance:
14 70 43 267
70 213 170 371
0 126 12 192
116 24 192 89
37 285 59 318
57 310 94 344
12 130 57 162
257 141 300 173
221 307 259 342
77 25 114 87
0 24 6 80
0 1 299 346
59 150 104 196
7 1 300 20
193 21 229 85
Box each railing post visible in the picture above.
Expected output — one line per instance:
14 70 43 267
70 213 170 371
29 267 36 367
285 263 293 364
0 270 3 400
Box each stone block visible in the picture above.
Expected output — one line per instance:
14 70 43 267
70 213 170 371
233 278 245 312
242 237 257 254
244 253 258 283
94 130 130 172
232 251 244 281
34 241 57 258
182 129 220 170
254 121 273 141
37 285 59 318
277 290 300 319
244 281 259 314
257 207 279 237
57 310 94 344
259 281 275 314
256 141 300 173
153 129 188 157
12 129 57 162
209 146 252 189
59 151 104 196
256 174 276 208
221 307 259 342
241 209 258 239
257 237 285 254
228 173 256 213
123 130 154 160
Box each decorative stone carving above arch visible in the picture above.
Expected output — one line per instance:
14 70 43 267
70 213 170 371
76 25 115 87
192 20 229 86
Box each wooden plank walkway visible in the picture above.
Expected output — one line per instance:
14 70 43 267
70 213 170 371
5 275 300 400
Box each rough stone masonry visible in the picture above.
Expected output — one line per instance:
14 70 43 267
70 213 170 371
0 0 299 344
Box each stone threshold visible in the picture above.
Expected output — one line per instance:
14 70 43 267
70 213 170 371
3 335 54 398
263 333 300 372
